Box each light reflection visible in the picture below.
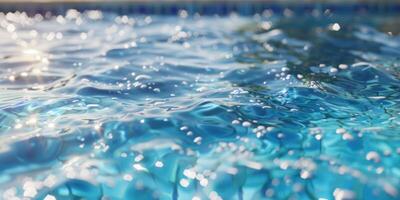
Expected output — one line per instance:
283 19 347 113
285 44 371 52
22 48 40 55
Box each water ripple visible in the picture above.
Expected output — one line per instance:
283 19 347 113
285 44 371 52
0 10 399 200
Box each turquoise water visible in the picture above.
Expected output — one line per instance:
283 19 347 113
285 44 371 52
0 10 400 200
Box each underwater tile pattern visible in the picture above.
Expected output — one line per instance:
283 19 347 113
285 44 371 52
0 9 399 200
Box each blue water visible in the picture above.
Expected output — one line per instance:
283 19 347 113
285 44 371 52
0 9 399 200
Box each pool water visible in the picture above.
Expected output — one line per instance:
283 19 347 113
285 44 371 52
0 9 399 200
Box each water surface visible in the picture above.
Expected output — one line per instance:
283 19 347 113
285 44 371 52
0 10 399 200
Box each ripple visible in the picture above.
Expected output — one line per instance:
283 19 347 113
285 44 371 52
0 10 399 200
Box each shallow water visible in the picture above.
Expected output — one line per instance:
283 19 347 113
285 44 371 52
0 10 400 200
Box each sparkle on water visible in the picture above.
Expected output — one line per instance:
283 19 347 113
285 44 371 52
0 9 399 200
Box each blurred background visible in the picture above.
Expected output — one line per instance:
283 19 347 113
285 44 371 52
1 0 399 15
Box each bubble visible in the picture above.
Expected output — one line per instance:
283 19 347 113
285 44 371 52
231 120 240 125
193 136 202 144
315 134 323 140
300 170 312 179
44 194 56 200
242 121 251 127
366 151 381 163
183 169 196 179
336 128 346 134
297 74 304 79
123 174 133 181
333 188 355 200
23 182 37 198
179 179 190 187
338 64 348 70
199 178 208 187
330 67 338 73
342 133 353 140
134 154 144 162
329 23 341 31
155 161 164 168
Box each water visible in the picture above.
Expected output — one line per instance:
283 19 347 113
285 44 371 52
0 9 399 200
